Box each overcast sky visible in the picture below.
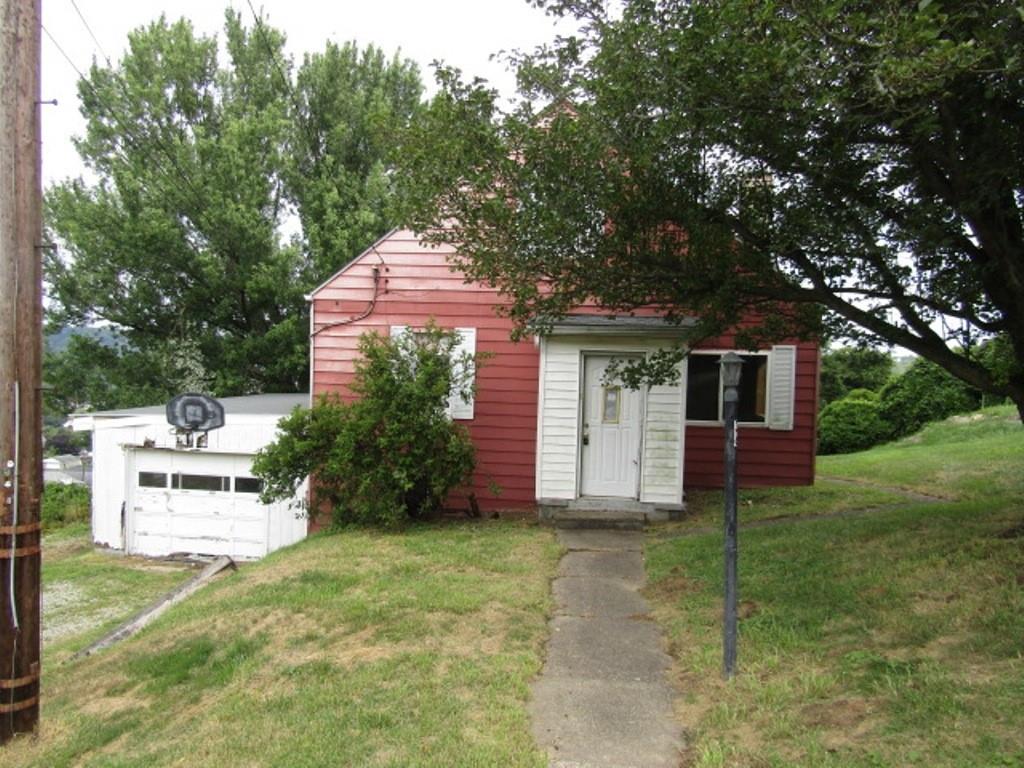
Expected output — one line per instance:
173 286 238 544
41 0 573 186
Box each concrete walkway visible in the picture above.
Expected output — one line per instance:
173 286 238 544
530 530 682 768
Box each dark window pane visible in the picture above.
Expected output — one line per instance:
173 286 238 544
235 477 263 494
686 355 720 421
173 473 229 492
737 355 768 423
138 471 167 488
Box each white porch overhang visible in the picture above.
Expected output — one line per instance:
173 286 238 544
534 326 688 514
540 314 698 337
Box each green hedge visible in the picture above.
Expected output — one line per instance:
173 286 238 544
42 483 91 530
879 359 980 439
818 395 891 454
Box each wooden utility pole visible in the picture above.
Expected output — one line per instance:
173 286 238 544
0 0 42 744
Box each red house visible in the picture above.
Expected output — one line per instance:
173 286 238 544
309 229 819 521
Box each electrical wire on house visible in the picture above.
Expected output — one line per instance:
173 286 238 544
310 263 381 338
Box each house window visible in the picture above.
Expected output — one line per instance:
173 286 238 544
390 325 477 420
234 477 264 494
173 473 230 492
685 353 769 424
138 472 168 488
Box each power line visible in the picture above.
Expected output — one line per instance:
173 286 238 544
42 21 209 219
41 22 87 81
245 0 321 163
57 6 209 208
68 0 110 65
246 1 295 105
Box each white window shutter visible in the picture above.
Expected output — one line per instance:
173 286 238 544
767 345 797 431
448 328 476 420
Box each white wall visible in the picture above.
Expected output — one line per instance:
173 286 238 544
640 367 686 505
88 415 304 553
536 335 685 506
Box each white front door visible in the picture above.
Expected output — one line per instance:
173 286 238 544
580 354 642 498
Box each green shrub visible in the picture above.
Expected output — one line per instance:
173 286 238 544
879 358 981 439
41 483 91 530
254 323 478 527
843 388 879 402
820 347 893 405
818 395 892 454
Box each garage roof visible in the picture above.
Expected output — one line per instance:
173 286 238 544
69 393 308 430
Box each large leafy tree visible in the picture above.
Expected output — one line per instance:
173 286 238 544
45 10 422 402
289 42 423 279
399 0 1024 418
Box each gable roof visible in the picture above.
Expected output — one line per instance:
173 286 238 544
306 227 401 300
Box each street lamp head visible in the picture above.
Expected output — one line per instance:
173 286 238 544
718 351 744 389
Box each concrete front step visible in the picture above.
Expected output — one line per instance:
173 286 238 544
548 508 646 531
539 497 684 529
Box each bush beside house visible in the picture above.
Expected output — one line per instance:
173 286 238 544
819 347 894 406
255 324 478 527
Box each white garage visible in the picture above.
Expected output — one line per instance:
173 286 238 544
70 394 308 560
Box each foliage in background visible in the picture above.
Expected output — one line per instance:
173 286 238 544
42 423 91 458
254 325 477 526
44 9 422 405
398 0 1024 418
976 333 1017 405
817 389 892 455
879 357 980 439
41 483 91 530
819 346 893 405
43 336 198 416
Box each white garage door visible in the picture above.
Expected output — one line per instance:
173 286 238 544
127 450 271 559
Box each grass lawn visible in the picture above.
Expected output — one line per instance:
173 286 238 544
652 479 912 538
9 520 559 767
645 406 1024 767
41 523 198 660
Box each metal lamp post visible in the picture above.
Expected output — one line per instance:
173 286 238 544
719 352 743 680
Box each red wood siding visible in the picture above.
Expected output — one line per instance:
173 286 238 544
684 339 819 488
312 229 821 511
311 230 538 511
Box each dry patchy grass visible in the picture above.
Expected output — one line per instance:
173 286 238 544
9 519 559 768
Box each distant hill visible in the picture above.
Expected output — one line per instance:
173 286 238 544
46 325 124 354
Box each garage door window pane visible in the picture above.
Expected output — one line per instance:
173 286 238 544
138 472 168 488
173 474 230 492
235 477 263 494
